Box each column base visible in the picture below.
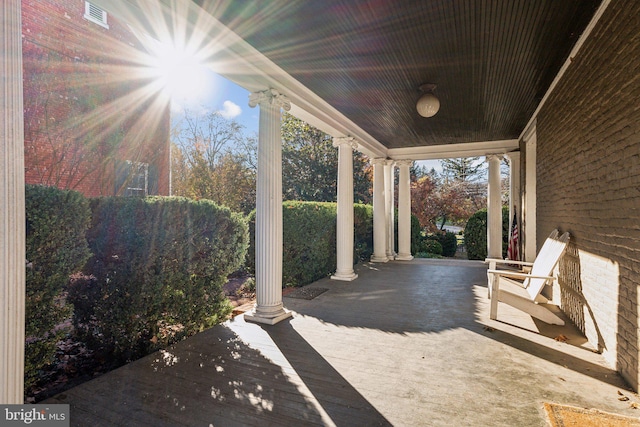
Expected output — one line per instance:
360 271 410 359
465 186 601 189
370 254 389 263
244 307 292 325
396 254 414 261
331 271 358 281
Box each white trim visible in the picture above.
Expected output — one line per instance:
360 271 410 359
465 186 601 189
487 155 503 259
84 1 109 29
1 0 26 403
388 139 519 161
125 160 149 197
519 0 611 140
523 128 537 262
506 151 521 240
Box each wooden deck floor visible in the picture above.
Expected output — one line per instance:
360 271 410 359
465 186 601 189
47 259 635 426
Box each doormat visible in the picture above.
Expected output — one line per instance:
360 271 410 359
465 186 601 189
283 287 329 300
544 403 640 427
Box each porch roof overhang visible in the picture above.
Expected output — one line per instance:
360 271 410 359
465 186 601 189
94 0 605 160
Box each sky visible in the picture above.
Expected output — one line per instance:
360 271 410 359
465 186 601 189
169 68 259 135
169 66 443 171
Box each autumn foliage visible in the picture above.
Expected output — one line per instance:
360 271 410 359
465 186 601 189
411 176 477 232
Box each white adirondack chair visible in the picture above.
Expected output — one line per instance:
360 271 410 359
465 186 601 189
486 230 570 325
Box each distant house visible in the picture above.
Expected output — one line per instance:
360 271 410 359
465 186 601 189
22 0 170 197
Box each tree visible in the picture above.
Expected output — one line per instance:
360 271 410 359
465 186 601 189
440 157 485 182
411 175 439 232
411 175 474 232
173 109 243 170
170 109 256 213
281 112 371 203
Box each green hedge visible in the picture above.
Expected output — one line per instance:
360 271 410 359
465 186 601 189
410 215 422 255
282 201 337 286
68 196 247 363
247 202 377 287
464 206 509 260
420 238 443 255
25 185 91 389
433 231 458 257
354 203 374 262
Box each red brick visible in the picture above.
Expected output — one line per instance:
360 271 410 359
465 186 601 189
22 0 170 197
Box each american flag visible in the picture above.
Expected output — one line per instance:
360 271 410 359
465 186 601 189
507 212 519 261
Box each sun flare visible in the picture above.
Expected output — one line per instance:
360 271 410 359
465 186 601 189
150 41 209 103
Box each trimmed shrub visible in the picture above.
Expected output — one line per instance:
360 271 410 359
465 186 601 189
433 231 458 257
25 185 91 389
282 201 337 287
420 238 443 255
69 196 247 363
246 202 375 286
245 210 256 274
464 206 509 260
354 203 373 262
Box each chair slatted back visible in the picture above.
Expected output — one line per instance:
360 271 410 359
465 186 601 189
524 230 570 301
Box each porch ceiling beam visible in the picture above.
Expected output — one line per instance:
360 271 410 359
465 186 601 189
90 0 387 159
388 139 519 161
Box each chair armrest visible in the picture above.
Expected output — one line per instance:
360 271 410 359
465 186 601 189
485 258 534 267
486 269 555 281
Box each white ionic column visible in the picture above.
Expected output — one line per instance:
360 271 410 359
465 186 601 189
332 137 358 281
245 89 292 325
384 160 396 260
506 151 521 236
487 155 503 259
370 158 388 263
1 0 26 403
396 160 414 260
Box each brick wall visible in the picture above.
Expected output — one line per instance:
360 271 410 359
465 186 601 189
22 0 170 197
536 0 640 389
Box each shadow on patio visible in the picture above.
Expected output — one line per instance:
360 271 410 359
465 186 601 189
48 259 636 426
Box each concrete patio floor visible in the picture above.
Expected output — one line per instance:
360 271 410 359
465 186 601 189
47 258 638 426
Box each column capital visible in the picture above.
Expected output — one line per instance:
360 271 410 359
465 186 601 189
332 136 358 150
385 159 396 167
395 159 414 167
372 157 387 166
504 151 521 162
248 88 291 111
486 154 504 162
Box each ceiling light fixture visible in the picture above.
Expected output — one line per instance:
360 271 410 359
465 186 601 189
416 83 440 118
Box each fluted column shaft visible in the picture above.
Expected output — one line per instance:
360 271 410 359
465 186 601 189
487 155 503 259
332 137 358 281
396 160 414 260
384 160 396 259
370 158 388 262
245 89 292 325
1 0 26 403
